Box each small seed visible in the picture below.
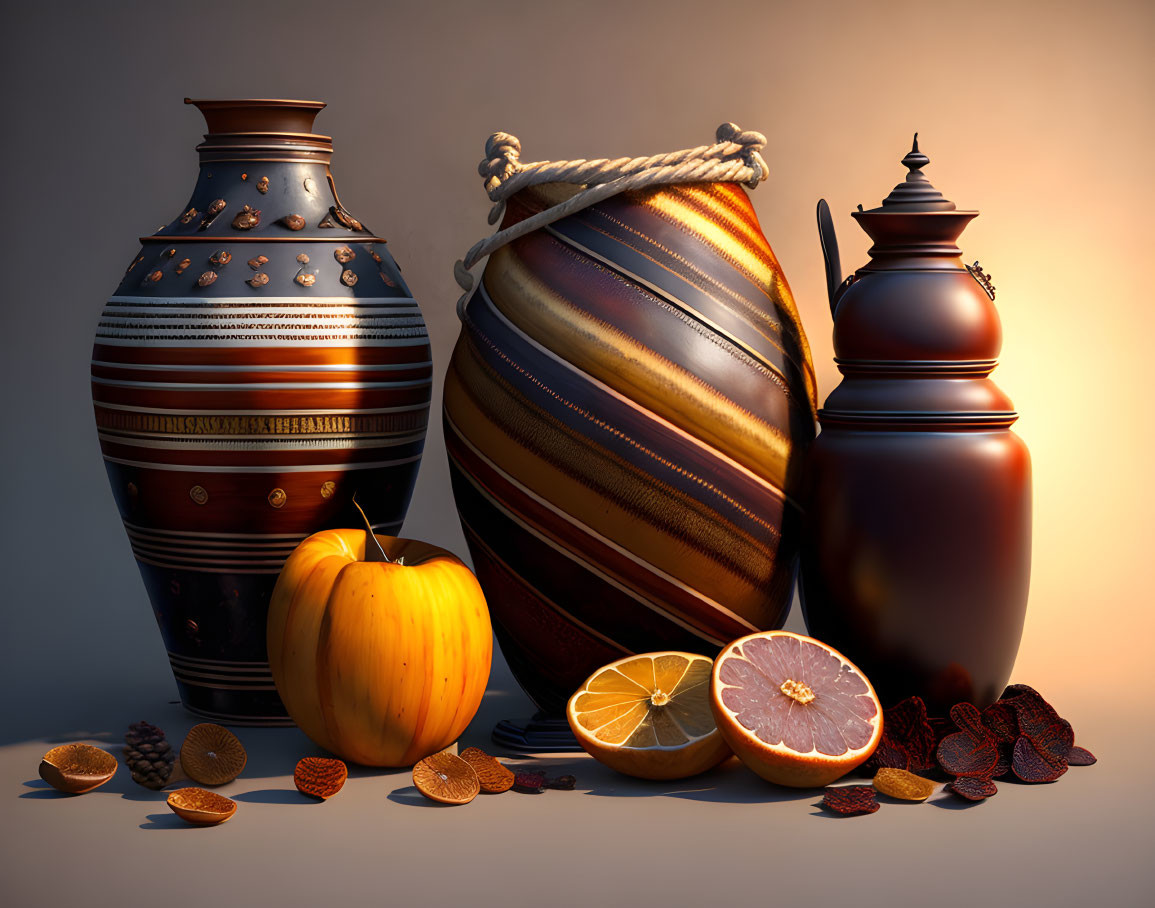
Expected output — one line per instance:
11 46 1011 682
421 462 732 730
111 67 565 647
197 271 218 287
282 214 306 231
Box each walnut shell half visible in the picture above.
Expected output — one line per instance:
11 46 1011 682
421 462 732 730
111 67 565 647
39 743 118 794
167 787 237 825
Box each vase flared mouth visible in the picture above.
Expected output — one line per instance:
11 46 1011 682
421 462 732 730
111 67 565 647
185 98 333 163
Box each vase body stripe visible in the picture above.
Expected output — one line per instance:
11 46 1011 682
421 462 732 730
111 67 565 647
444 182 816 712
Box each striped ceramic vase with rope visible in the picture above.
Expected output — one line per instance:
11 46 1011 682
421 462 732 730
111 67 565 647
445 125 817 717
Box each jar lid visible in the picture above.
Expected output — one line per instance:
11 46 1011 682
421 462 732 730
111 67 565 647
866 134 956 212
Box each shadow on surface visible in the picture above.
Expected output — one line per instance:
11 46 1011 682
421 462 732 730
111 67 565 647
19 781 77 800
387 785 453 807
233 788 315 805
140 812 200 830
929 794 987 810
580 758 817 804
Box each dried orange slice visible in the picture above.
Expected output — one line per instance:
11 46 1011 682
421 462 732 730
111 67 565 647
180 724 247 786
459 747 515 793
711 631 883 788
566 652 731 780
166 788 237 825
412 751 480 805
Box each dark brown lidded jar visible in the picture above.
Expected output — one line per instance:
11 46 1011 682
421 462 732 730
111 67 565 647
800 137 1031 716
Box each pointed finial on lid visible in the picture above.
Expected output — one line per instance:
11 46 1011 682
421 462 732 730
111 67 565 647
874 133 956 212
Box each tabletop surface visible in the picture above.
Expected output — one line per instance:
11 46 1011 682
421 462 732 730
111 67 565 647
5 634 1143 908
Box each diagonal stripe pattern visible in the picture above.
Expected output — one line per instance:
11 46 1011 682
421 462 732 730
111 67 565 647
444 182 817 712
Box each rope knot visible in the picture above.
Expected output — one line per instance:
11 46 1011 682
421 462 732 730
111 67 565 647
715 122 768 187
479 132 523 197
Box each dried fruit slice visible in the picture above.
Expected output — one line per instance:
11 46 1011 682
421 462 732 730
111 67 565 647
936 703 998 778
459 747 514 793
822 785 879 815
1011 735 1068 783
167 788 237 825
873 768 936 801
1067 745 1097 766
512 771 547 794
294 757 348 799
180 724 247 786
544 774 577 790
567 652 731 780
412 752 479 805
865 696 937 772
948 777 998 801
711 631 883 788
38 744 117 794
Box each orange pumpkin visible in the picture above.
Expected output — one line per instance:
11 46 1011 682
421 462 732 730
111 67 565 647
267 521 492 767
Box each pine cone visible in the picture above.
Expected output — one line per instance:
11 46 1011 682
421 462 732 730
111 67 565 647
123 720 175 790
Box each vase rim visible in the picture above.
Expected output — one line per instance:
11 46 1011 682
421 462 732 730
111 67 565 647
185 98 328 138
185 98 333 162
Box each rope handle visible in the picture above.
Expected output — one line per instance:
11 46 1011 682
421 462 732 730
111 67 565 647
453 123 768 297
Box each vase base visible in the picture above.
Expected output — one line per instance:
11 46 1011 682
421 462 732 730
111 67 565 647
182 702 296 727
492 713 580 753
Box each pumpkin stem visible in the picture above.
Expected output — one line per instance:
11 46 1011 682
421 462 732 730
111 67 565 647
351 495 391 563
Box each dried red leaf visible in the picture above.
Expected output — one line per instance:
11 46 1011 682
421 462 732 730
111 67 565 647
865 697 938 772
512 771 547 794
1067 745 1097 766
1012 735 1068 783
822 785 879 816
936 702 998 778
865 737 911 772
981 701 1019 744
991 743 1013 779
1000 684 1074 767
949 777 998 801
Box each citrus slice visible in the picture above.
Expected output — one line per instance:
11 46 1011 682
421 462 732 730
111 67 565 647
180 723 247 786
567 652 731 780
711 631 883 788
412 751 480 805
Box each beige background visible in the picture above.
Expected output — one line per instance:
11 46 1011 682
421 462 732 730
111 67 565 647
2 1 1152 905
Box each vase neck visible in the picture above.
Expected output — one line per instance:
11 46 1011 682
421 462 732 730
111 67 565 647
185 98 333 164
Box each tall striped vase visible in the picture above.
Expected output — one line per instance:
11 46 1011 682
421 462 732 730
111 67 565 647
92 100 431 725
444 181 818 717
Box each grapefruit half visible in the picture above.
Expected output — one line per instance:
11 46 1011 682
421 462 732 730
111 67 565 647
711 631 883 787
